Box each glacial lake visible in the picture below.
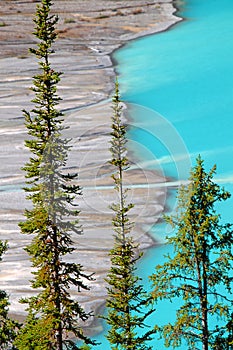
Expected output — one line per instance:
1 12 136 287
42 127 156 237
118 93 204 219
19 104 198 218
90 0 233 348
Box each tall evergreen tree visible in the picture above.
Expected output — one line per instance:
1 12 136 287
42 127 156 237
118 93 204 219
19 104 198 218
104 82 157 350
150 156 233 350
0 240 19 349
15 1 95 349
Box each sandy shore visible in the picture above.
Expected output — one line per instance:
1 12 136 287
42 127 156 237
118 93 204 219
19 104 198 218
0 0 181 332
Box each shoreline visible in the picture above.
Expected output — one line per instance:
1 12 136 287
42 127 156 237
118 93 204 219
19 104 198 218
0 0 181 333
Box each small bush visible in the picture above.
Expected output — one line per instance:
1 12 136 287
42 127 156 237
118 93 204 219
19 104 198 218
116 10 125 16
64 18 76 24
132 8 144 15
96 14 109 19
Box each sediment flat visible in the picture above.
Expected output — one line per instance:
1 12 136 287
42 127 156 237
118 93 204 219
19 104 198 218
0 0 180 331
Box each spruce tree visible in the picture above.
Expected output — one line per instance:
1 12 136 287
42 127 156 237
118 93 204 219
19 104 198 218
0 240 19 349
15 1 95 349
150 156 233 350
104 82 156 350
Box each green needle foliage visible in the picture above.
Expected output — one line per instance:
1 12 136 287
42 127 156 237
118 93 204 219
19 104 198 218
0 241 20 349
104 81 157 350
213 312 233 349
15 1 95 349
150 156 233 350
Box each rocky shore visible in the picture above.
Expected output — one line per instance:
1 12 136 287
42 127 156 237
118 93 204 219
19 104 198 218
0 0 181 333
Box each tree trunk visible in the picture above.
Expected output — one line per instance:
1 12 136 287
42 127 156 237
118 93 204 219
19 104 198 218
202 243 209 350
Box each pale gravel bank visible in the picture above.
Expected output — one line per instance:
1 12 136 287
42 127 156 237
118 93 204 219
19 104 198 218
0 0 181 333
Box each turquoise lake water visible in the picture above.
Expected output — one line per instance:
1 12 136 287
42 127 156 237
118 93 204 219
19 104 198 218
90 0 233 348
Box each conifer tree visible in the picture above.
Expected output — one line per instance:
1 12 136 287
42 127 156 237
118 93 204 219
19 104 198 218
150 156 233 350
0 240 19 349
104 82 156 350
15 1 95 349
